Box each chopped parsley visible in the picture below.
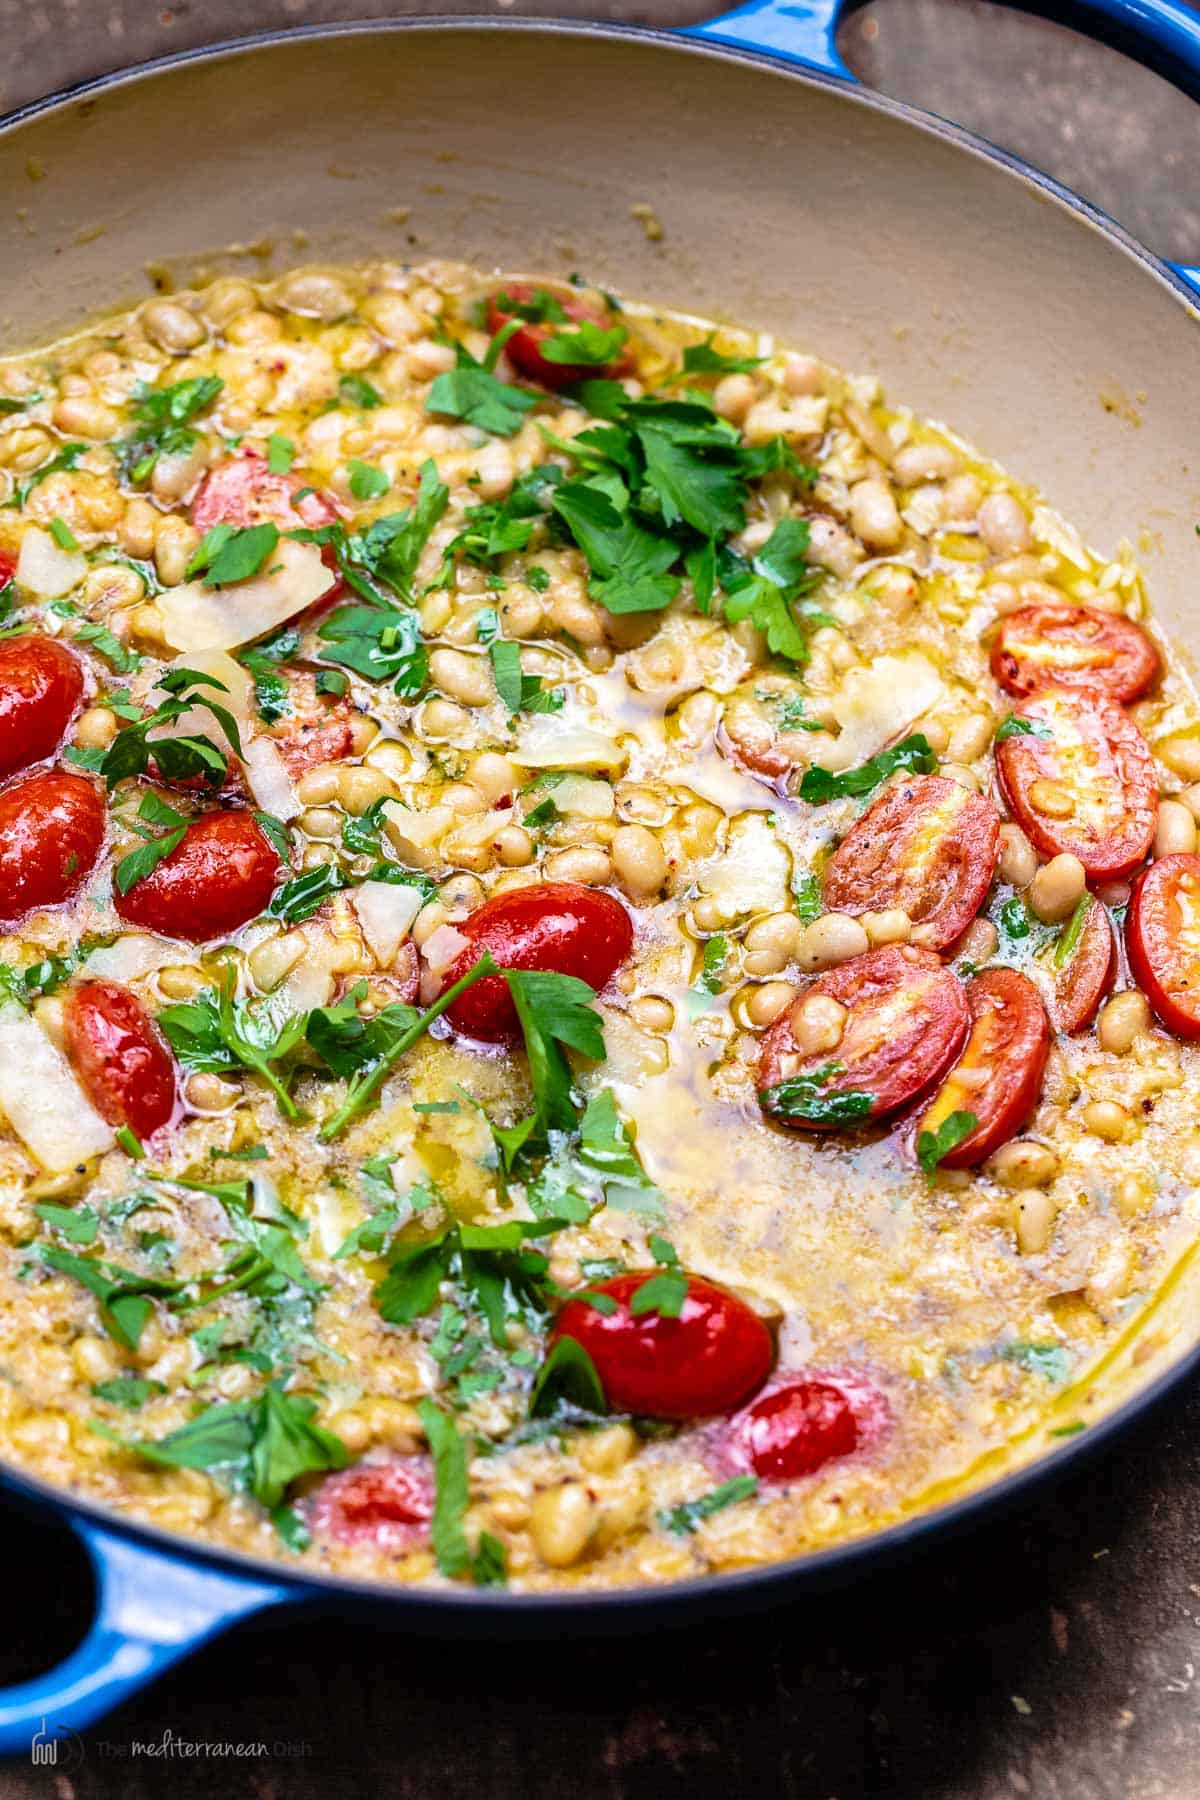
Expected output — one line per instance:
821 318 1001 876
799 734 937 806
659 1474 758 1535
916 1110 978 1177
760 1060 874 1124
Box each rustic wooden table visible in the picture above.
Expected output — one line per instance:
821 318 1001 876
1 5 1199 1796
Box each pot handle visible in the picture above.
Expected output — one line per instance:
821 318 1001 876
0 1517 287 1757
686 0 1200 298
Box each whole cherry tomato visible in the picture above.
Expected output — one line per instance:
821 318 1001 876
1128 852 1200 1038
991 602 1158 702
824 774 999 953
758 946 969 1129
486 284 630 390
552 1271 774 1419
915 968 1049 1167
114 809 281 941
723 1370 889 1483
438 882 633 1042
0 770 105 923
307 1459 433 1549
1047 895 1114 1034
0 635 84 778
63 980 177 1139
995 687 1156 879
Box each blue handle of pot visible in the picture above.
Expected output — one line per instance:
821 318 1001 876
687 0 1200 297
0 1519 286 1757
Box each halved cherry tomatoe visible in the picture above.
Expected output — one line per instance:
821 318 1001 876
823 773 999 953
991 602 1159 702
437 882 633 1043
486 284 630 391
758 945 969 1129
915 967 1049 1168
0 769 106 923
306 1459 433 1549
0 634 84 779
193 448 343 600
994 687 1157 879
114 809 281 942
551 1272 774 1420
722 1370 890 1483
1047 895 1114 1034
1127 852 1200 1038
63 980 177 1139
268 672 355 778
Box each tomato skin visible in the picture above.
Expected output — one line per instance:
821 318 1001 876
439 881 634 1042
758 945 969 1128
1049 897 1114 1034
991 602 1158 702
1127 853 1200 1038
0 635 84 778
63 980 177 1138
995 687 1157 879
192 448 342 598
114 809 281 942
486 284 629 390
917 968 1049 1167
824 774 999 953
723 1370 889 1483
0 770 105 923
270 673 354 777
307 1459 433 1549
551 1272 774 1420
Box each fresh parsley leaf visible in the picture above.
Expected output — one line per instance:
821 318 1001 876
317 602 427 695
268 863 347 924
629 1267 688 1318
100 666 242 790
799 733 937 806
253 810 292 863
341 797 388 857
995 715 1052 742
116 1383 348 1510
187 521 280 587
679 338 764 376
113 792 189 895
551 480 680 615
92 1374 165 1409
315 668 348 697
48 515 78 550
540 319 628 368
339 374 382 411
718 519 819 665
487 639 563 716
793 869 824 922
659 1474 758 1535
34 1201 99 1245
71 619 142 675
417 1399 471 1578
36 1245 177 1351
916 1110 979 1176
505 969 606 1137
760 1060 874 1124
118 376 223 483
9 441 87 510
348 459 391 502
575 1089 665 1219
1053 895 1093 969
529 1334 607 1418
427 341 539 437
697 934 728 993
266 433 294 474
158 970 306 1120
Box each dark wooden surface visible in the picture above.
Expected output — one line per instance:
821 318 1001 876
2 4 1200 1795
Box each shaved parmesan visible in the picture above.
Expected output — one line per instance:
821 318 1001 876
382 802 452 870
419 924 468 1003
148 648 253 758
352 879 423 967
87 935 196 982
825 654 944 771
0 1004 114 1169
551 775 615 819
242 735 300 821
698 813 790 922
157 538 335 653
16 526 86 600
512 719 626 773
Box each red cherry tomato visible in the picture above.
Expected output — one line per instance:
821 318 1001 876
0 549 16 591
723 1370 889 1483
63 980 177 1139
438 881 633 1043
991 602 1158 702
995 687 1157 879
486 284 630 390
1127 852 1200 1038
114 809 280 942
915 968 1049 1167
758 945 969 1129
824 774 999 953
1048 895 1114 1034
307 1459 433 1549
0 635 84 779
0 770 105 923
269 673 354 777
551 1272 774 1420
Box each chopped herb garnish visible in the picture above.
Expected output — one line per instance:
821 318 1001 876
799 734 937 806
488 639 564 716
1053 895 1093 969
113 791 191 896
348 459 391 502
793 869 824 922
117 375 223 484
187 520 279 587
916 1110 978 1177
529 1334 607 1418
339 374 382 411
266 433 294 474
760 1060 874 1124
995 715 1052 742
1001 1340 1071 1383
427 338 539 437
659 1475 758 1535
48 515 78 550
